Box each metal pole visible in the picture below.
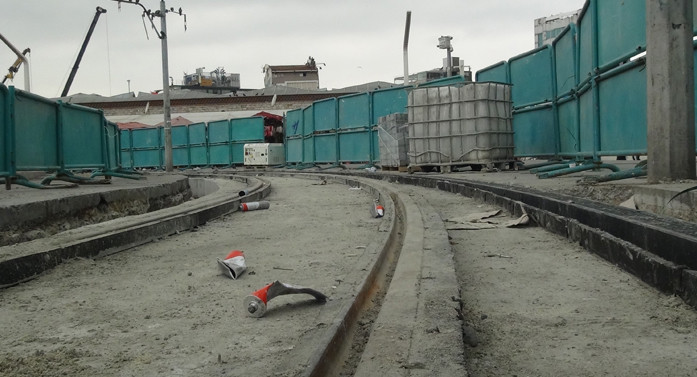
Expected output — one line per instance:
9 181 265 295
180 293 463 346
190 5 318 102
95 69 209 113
160 0 173 172
446 48 452 77
0 32 30 92
403 11 411 86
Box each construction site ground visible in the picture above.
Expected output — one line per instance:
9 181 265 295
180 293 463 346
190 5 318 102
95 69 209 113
1 161 696 377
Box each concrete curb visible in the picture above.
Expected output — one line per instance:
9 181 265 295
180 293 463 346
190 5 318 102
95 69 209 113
0 175 270 288
355 172 697 309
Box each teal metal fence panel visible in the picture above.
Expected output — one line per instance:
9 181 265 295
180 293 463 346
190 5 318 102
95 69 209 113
554 27 577 96
598 66 647 155
313 98 337 132
314 133 337 163
231 116 264 141
172 124 189 167
303 135 314 164
338 93 370 130
339 130 371 163
14 90 59 170
132 127 163 168
512 107 557 157
105 121 120 171
119 129 133 169
286 136 303 163
475 61 509 83
0 85 8 176
557 99 579 156
578 90 595 155
208 120 230 144
371 86 408 125
286 108 303 137
208 120 231 166
509 46 554 106
61 103 104 169
597 0 645 69
418 76 466 87
578 4 595 81
231 142 246 165
302 106 314 136
188 122 207 166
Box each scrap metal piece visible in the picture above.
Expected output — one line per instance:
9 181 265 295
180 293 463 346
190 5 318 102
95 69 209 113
244 281 327 318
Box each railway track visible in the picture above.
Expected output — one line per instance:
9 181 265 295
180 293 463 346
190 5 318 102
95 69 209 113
1 170 696 376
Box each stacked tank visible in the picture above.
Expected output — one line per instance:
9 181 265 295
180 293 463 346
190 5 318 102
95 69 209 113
407 82 514 172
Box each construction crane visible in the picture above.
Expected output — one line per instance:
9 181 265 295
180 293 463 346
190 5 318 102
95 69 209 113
61 6 107 97
2 47 30 85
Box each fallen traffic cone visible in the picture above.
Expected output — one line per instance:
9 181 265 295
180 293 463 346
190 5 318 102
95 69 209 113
217 250 247 279
240 201 270 212
244 281 328 318
371 199 384 218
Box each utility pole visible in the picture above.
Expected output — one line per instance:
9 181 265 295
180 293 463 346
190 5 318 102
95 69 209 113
159 0 173 172
646 0 695 182
111 0 186 172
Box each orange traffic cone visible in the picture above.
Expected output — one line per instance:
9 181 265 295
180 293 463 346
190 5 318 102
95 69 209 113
216 250 247 279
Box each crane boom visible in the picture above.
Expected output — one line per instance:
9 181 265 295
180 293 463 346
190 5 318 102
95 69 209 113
61 6 107 97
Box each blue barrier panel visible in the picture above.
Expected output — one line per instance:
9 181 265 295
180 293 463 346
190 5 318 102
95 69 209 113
302 105 314 136
597 0 645 69
231 116 264 142
1 85 8 176
512 107 557 157
285 108 303 137
172 124 189 167
313 98 337 132
286 136 303 163
338 93 370 130
554 27 577 96
303 135 314 164
132 127 163 168
14 90 59 170
339 130 371 163
418 76 466 87
509 46 554 106
188 122 207 166
371 86 408 125
598 66 647 155
578 3 595 81
476 61 509 83
119 129 133 169
314 133 337 163
557 99 579 156
61 103 105 169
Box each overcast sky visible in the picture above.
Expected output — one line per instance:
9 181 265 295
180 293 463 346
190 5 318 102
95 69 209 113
1 0 585 98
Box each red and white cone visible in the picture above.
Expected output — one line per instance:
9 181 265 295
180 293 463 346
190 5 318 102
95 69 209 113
216 250 247 279
371 200 384 218
244 281 328 318
240 201 270 212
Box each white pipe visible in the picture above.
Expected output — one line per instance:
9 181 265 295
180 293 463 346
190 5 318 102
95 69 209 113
403 11 411 85
0 32 30 92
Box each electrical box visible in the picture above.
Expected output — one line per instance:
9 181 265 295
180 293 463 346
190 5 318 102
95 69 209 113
244 143 285 166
